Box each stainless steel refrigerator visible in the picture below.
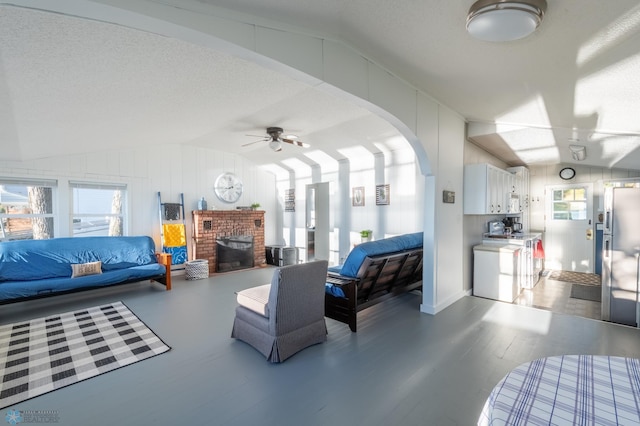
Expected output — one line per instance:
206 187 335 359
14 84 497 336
602 186 640 326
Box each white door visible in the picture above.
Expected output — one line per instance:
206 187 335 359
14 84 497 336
544 183 594 272
489 167 504 214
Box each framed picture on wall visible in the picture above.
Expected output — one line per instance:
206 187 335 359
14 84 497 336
376 184 390 205
285 188 295 212
352 186 365 207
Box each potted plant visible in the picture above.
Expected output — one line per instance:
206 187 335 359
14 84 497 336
250 202 261 210
360 229 373 242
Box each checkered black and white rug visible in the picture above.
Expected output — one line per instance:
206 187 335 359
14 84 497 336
0 301 170 409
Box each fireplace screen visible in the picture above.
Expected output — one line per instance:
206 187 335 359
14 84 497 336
216 236 254 272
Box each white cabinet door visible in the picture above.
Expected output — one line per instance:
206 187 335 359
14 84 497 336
492 167 505 214
464 163 513 215
464 164 491 214
507 166 530 230
487 166 497 214
512 173 523 213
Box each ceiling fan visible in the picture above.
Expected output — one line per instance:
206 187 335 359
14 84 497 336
242 127 310 152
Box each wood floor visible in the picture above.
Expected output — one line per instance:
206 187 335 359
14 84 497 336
2 267 639 426
514 271 602 321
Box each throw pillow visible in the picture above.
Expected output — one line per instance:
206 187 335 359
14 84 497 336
71 261 103 278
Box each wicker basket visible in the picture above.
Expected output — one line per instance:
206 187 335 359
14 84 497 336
185 259 209 280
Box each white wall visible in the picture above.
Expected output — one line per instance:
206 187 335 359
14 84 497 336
0 144 277 254
528 164 640 233
14 0 468 315
432 107 465 309
273 144 423 266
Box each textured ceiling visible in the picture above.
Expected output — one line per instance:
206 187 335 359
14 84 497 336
1 0 640 170
0 5 398 166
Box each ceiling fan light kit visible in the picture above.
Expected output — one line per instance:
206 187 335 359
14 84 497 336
466 0 547 42
242 126 310 152
269 139 282 152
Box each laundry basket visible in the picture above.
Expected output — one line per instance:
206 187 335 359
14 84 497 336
185 259 209 280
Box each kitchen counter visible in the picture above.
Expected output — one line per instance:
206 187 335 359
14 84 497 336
482 232 541 242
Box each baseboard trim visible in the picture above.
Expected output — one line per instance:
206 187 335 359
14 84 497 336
420 288 470 315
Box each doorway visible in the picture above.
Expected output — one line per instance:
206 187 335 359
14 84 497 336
544 183 594 272
305 182 330 261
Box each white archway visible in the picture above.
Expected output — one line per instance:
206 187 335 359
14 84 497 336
4 0 469 315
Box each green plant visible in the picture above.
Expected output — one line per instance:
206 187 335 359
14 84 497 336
250 202 261 209
360 229 372 238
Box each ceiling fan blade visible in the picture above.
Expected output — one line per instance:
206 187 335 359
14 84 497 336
282 138 310 148
241 139 267 147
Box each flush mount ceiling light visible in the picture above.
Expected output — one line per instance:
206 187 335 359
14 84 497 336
569 144 586 161
466 0 547 42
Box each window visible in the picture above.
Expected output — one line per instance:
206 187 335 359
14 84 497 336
0 179 57 241
70 182 127 237
552 187 587 220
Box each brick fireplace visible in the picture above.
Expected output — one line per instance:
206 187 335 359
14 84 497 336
192 210 265 274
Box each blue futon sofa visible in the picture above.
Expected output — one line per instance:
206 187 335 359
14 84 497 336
325 232 423 332
0 236 171 303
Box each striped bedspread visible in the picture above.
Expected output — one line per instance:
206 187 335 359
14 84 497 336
479 355 640 425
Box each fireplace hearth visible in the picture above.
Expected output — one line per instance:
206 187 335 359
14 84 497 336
216 236 254 272
192 210 265 273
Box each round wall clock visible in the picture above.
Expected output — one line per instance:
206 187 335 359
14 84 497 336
559 167 576 180
214 172 243 203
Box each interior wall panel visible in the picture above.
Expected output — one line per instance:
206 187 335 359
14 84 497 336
0 143 277 255
368 63 418 135
322 40 369 101
436 107 464 306
255 26 324 82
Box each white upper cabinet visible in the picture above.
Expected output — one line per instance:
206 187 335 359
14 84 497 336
464 163 527 215
464 163 500 214
507 166 530 230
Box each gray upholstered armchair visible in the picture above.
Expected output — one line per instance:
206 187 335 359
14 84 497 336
231 260 329 362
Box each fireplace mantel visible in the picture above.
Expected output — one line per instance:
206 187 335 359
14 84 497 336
192 210 265 274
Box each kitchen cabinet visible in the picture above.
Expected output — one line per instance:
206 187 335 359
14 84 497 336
507 166 529 205
488 166 503 214
507 166 530 231
464 163 521 215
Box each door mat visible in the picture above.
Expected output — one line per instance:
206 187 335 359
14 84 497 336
549 270 601 286
570 283 602 302
0 301 170 409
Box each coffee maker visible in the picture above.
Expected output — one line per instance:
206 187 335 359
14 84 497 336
502 217 522 233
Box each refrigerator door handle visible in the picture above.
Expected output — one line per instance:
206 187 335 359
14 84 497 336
604 239 610 258
605 211 611 232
